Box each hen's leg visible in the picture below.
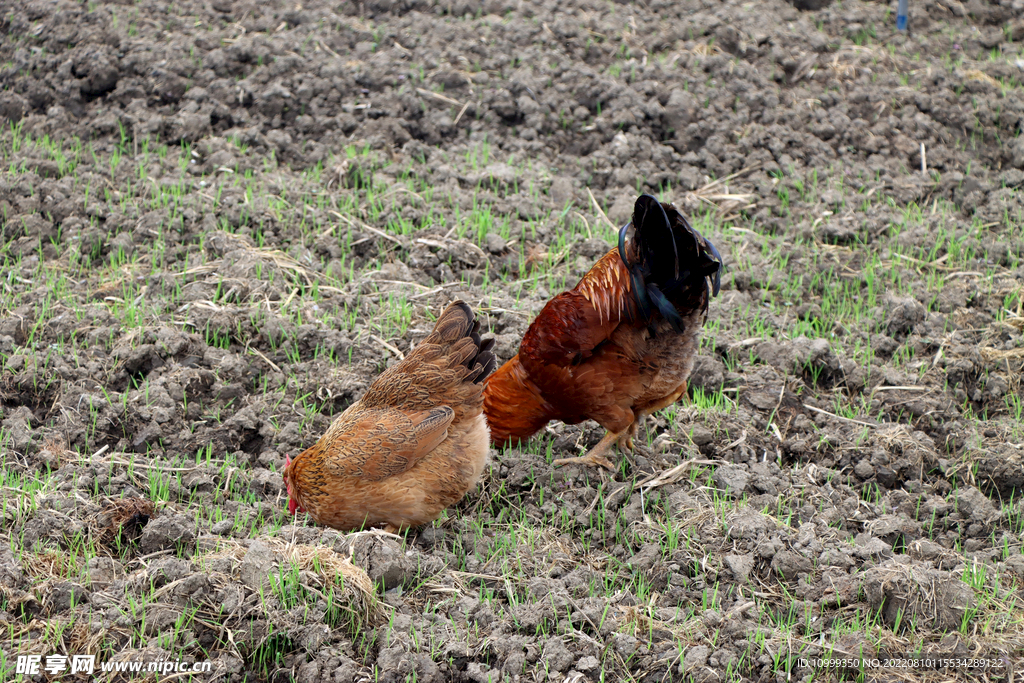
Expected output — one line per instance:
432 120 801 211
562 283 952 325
553 424 638 471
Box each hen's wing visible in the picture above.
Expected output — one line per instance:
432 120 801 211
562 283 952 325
315 404 456 482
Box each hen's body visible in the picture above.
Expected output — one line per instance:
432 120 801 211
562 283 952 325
484 195 722 469
284 301 496 531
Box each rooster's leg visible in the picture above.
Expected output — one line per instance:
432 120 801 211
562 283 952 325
553 426 635 471
619 420 639 451
637 382 688 417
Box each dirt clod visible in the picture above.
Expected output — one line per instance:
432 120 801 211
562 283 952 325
864 559 976 632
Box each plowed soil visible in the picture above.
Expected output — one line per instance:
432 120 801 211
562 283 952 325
1 0 1023 681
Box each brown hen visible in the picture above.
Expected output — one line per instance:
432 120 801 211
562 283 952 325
283 300 496 532
483 194 722 470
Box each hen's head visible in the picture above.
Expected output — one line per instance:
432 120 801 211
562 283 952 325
283 454 305 515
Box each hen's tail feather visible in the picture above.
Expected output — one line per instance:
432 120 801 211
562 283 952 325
431 301 497 384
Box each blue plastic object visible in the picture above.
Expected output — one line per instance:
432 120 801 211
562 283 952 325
896 0 908 31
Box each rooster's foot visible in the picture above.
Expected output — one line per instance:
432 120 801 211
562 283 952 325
619 422 639 451
552 452 616 471
553 429 628 472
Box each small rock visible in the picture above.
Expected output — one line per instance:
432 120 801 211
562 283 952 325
935 633 970 658
416 527 445 548
143 607 179 636
884 294 926 337
353 537 416 590
132 422 164 453
1011 19 1024 42
702 609 722 627
908 539 942 561
819 549 855 569
827 633 875 674
0 91 28 122
682 644 710 672
626 544 660 572
724 554 755 582
86 557 123 589
876 466 897 488
727 509 772 539
240 541 282 591
377 644 442 683
607 192 636 225
379 261 417 283
249 469 285 496
550 177 574 206
852 534 893 560
954 487 998 523
46 581 89 614
148 557 191 585
667 490 697 517
854 460 874 479
2 406 36 454
296 661 320 683
139 514 195 555
330 655 362 683
787 336 843 383
785 0 833 9
664 88 699 135
467 163 518 189
688 425 714 447
211 520 234 536
689 355 725 392
614 633 638 657
863 560 974 631
713 465 750 496
465 662 501 683
771 551 812 580
484 232 507 254
542 638 574 673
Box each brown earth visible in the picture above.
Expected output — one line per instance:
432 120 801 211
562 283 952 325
1 0 1023 681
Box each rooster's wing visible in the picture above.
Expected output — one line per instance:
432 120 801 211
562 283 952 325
515 254 648 427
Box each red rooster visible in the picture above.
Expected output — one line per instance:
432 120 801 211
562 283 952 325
483 194 722 470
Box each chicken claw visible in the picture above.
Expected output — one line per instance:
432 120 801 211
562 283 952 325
553 427 635 471
553 451 616 471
